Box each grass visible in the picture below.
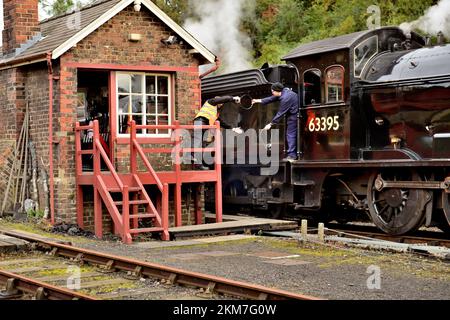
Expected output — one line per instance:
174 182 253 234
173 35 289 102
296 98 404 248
0 218 91 244
264 237 450 281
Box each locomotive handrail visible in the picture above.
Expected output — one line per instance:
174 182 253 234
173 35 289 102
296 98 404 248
355 74 450 88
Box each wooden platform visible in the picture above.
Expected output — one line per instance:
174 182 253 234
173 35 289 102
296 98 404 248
169 214 298 239
0 234 29 253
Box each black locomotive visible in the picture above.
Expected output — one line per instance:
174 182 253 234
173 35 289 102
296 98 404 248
201 27 450 235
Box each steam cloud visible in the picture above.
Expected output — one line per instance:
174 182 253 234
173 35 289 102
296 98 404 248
184 0 254 75
400 0 450 38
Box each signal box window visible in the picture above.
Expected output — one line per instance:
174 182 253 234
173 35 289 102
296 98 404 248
303 69 322 106
117 72 171 137
325 66 345 103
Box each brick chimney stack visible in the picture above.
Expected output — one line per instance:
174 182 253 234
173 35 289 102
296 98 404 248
2 0 40 56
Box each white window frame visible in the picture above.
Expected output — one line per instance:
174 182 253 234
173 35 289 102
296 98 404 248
116 72 172 138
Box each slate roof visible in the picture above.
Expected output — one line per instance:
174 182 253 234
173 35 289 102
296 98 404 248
0 0 215 66
283 29 376 60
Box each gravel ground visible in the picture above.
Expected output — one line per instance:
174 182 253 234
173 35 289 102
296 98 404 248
1 221 449 300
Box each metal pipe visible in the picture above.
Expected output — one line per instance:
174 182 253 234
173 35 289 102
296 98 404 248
199 57 220 79
46 53 55 225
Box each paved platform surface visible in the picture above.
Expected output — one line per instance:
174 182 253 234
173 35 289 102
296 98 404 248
169 214 298 239
0 224 449 300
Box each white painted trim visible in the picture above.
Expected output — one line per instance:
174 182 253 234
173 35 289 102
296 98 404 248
52 0 216 63
116 71 173 139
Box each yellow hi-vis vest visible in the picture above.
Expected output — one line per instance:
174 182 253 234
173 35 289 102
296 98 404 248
195 101 218 125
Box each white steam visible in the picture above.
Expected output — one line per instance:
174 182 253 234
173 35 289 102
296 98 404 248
400 0 450 38
184 0 254 75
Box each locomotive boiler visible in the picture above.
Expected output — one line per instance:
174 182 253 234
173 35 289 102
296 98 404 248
202 27 450 235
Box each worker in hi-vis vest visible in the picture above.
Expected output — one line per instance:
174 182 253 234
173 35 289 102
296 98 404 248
193 96 243 170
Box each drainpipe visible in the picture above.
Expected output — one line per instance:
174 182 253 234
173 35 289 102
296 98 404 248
199 57 220 79
46 52 55 225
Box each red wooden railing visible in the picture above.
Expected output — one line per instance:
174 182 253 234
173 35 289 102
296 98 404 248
130 120 223 226
75 119 223 244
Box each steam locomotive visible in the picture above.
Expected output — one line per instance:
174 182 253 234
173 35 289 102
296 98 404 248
201 27 450 235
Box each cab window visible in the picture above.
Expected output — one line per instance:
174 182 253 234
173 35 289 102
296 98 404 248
354 35 378 78
303 69 322 106
325 65 345 103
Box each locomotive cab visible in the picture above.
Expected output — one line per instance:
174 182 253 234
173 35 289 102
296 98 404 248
202 27 450 236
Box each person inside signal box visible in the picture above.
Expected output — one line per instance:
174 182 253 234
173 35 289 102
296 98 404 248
193 96 244 170
252 82 299 162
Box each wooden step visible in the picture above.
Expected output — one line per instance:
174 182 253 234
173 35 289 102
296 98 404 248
114 200 148 206
129 227 164 234
108 187 141 193
129 214 157 219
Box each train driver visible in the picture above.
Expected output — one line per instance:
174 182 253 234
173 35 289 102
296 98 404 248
252 82 299 162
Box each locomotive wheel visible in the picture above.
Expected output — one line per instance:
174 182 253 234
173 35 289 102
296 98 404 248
367 170 428 235
267 204 286 219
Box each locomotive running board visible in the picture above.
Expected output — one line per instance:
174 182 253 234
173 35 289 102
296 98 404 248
374 175 450 192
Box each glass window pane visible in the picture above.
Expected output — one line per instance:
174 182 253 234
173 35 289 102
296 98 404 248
158 96 169 115
118 95 130 114
158 116 169 135
303 69 321 105
146 116 157 135
131 74 143 93
118 74 130 94
131 96 143 114
158 77 169 95
146 76 156 94
326 67 344 103
354 36 378 77
119 115 129 134
130 115 143 134
146 96 156 114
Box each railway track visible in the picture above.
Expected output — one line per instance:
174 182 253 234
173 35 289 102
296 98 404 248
0 230 320 301
0 269 96 300
325 223 450 249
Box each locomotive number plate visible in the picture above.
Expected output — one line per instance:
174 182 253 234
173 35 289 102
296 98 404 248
308 116 340 132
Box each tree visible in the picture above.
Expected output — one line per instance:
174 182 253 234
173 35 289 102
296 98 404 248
39 0 93 17
153 0 188 24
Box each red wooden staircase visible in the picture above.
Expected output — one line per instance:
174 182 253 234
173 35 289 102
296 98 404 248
75 120 223 244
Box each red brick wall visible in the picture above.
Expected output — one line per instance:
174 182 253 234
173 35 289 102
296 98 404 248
56 4 204 226
0 67 26 210
2 0 40 55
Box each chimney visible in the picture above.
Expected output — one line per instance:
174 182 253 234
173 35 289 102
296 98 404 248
2 0 40 56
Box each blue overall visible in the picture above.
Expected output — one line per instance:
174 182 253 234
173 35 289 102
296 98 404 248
261 88 299 158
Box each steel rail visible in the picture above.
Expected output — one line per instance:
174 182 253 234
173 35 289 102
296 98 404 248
0 230 321 300
326 226 450 249
0 269 97 300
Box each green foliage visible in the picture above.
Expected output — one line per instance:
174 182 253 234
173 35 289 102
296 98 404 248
27 209 45 219
39 0 93 17
243 0 436 65
154 0 189 24
40 0 437 65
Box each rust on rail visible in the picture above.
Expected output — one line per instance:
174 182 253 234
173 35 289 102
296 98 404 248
0 269 96 300
0 229 321 301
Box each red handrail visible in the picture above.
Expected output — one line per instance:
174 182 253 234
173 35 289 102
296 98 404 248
93 121 123 191
130 121 164 192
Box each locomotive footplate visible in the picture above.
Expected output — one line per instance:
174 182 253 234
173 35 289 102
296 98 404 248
375 175 450 193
